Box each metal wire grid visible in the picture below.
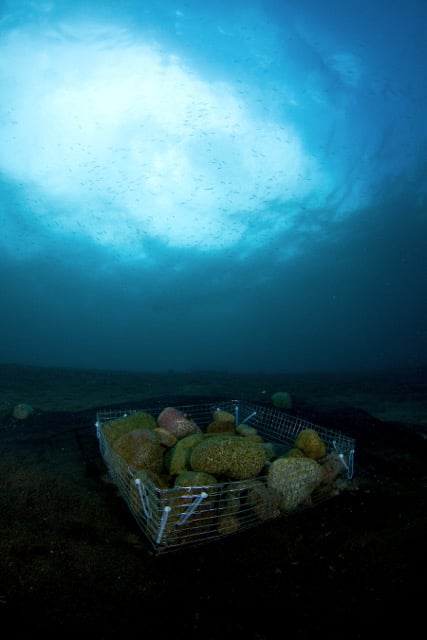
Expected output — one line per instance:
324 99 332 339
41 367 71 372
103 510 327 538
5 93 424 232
99 430 272 550
242 403 354 458
96 400 355 552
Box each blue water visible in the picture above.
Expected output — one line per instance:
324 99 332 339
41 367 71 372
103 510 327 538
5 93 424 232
0 0 426 373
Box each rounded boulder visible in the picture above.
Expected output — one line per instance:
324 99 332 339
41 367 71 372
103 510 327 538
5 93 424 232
190 434 267 480
113 428 164 473
267 456 324 511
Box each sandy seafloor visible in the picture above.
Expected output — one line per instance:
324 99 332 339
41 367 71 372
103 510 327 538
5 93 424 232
0 363 426 639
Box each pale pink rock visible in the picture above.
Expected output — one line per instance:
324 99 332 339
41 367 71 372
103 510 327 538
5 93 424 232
157 407 201 440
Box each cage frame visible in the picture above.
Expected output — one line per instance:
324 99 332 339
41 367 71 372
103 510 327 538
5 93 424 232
96 399 355 553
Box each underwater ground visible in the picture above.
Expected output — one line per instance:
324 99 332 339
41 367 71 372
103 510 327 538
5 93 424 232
0 364 426 638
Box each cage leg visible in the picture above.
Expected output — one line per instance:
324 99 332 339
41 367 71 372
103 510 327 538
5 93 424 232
332 441 355 480
134 478 152 520
241 410 257 424
177 491 208 526
156 506 172 544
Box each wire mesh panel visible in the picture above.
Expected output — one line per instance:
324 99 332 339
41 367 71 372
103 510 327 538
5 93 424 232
96 400 355 553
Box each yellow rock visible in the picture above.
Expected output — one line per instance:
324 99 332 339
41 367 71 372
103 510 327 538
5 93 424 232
294 428 326 460
206 420 235 434
212 410 235 424
282 447 306 459
103 411 156 445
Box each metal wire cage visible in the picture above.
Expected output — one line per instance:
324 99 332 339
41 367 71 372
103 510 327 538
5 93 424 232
96 400 355 553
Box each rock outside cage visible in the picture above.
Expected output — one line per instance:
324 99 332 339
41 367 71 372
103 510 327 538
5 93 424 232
95 400 355 553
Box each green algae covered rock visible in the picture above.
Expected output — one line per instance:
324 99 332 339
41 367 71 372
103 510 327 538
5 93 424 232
103 411 157 445
163 433 205 475
13 403 34 420
190 434 267 480
206 420 235 434
212 410 235 425
207 410 235 434
236 424 257 437
267 456 324 511
174 470 218 488
271 391 293 409
282 447 306 459
113 428 164 473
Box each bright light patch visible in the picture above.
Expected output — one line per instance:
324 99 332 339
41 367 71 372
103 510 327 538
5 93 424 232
0 23 325 253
